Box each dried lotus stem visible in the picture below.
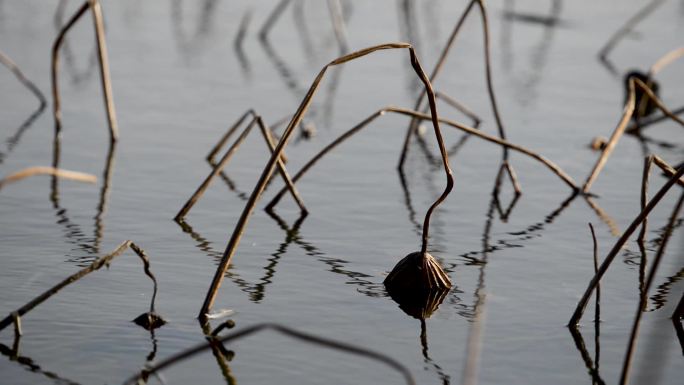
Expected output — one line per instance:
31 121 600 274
0 166 96 190
200 43 454 319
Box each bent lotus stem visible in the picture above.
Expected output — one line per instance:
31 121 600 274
199 42 453 320
52 0 118 142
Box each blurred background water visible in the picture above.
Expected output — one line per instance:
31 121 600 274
0 1 682 384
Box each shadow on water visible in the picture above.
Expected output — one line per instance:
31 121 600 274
50 138 117 265
170 0 220 59
0 103 45 167
500 0 564 107
0 342 82 385
175 214 297 304
54 0 98 86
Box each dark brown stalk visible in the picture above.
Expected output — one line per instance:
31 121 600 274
267 106 577 210
569 166 684 326
52 0 118 142
199 43 453 319
123 323 416 385
582 78 684 193
0 50 47 107
399 0 476 169
0 241 157 332
175 113 306 221
638 156 653 243
619 191 684 385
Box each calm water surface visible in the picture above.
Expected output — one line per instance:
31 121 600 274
1 1 683 384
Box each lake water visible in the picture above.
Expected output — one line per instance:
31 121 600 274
0 1 683 384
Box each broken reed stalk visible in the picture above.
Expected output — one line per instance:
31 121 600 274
123 323 416 385
0 166 96 190
199 43 454 319
0 240 158 333
582 77 684 194
626 105 684 134
638 155 684 243
648 46 684 77
0 50 47 108
399 0 476 169
598 0 665 68
266 106 578 210
619 191 684 385
52 0 118 142
569 165 684 326
174 111 306 221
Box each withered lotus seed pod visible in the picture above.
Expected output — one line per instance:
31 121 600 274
384 251 452 293
133 311 166 330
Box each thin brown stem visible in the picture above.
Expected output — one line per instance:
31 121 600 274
52 0 118 142
638 156 653 243
175 112 306 221
0 241 157 331
399 0 477 169
619 191 684 385
199 43 453 319
648 47 684 77
123 323 416 385
569 166 684 326
581 77 684 193
0 166 96 190
267 106 577 209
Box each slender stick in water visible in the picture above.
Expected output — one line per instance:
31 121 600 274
569 165 684 326
399 0 477 169
266 106 577 210
0 241 161 333
619 191 684 385
174 111 306 221
0 166 96 191
52 0 118 142
199 43 454 319
582 77 684 194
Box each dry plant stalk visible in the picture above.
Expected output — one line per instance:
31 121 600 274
199 43 454 319
0 166 96 190
582 77 684 194
123 323 416 385
619 191 684 385
266 106 578 210
52 0 118 142
400 0 477 168
174 110 306 221
0 240 162 333
399 0 521 194
569 165 684 326
648 46 684 77
0 50 47 108
638 155 684 243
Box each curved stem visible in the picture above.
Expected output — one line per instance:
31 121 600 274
199 43 452 318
